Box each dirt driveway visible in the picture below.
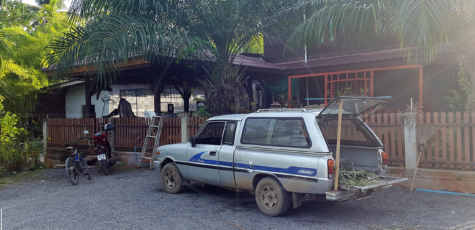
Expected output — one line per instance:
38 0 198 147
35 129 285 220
0 167 474 230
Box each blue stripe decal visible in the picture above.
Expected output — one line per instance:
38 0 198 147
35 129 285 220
219 161 233 167
189 152 317 177
188 151 218 165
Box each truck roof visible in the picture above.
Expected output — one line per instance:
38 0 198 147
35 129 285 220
207 109 324 121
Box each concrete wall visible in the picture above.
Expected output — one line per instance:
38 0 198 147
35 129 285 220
65 84 109 118
389 167 475 194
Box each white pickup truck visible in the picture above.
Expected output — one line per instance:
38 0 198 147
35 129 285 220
154 97 407 216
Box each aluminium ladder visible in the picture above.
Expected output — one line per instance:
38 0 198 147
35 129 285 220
137 116 164 169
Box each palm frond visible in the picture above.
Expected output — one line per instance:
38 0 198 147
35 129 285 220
286 0 474 63
47 15 190 89
0 59 32 100
0 31 12 52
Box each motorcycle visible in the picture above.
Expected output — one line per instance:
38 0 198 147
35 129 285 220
91 123 116 175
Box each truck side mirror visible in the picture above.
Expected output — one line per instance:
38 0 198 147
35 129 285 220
189 136 197 147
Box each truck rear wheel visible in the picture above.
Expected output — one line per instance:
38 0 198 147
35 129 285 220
161 163 185 194
255 177 291 216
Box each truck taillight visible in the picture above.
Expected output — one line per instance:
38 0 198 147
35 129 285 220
328 159 335 179
382 152 389 166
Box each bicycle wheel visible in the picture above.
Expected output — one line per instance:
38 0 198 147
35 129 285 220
79 156 91 180
65 158 79 185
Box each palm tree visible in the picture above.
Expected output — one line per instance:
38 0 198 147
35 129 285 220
286 0 475 109
47 0 325 115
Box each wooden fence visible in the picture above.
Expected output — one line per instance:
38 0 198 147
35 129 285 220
187 116 211 138
47 117 184 151
364 113 405 167
46 112 475 171
416 112 475 170
112 117 182 151
47 118 108 148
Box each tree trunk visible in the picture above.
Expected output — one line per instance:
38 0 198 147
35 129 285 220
153 86 164 115
85 84 93 118
183 92 191 112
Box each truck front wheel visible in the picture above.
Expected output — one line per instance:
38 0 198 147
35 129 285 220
161 163 185 194
255 177 291 216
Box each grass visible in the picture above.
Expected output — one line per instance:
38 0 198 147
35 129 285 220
339 168 378 187
110 163 135 173
0 169 43 187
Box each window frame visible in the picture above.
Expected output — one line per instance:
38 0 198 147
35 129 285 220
318 117 382 147
240 117 312 149
195 121 226 146
222 121 238 146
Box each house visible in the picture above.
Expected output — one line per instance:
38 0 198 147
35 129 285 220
35 80 206 119
37 32 459 119
260 34 458 112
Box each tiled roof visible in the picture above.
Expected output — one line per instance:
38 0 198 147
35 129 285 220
237 45 455 71
233 55 283 70
43 45 455 74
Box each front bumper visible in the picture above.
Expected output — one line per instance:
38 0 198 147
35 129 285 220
153 160 161 171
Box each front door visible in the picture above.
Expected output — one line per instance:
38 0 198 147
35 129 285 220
186 121 225 182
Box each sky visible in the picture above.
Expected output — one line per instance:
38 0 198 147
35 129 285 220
21 0 71 9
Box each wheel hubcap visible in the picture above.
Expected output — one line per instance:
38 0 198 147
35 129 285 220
164 170 177 189
260 185 278 210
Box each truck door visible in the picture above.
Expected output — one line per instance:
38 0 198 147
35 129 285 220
218 121 238 187
186 121 225 182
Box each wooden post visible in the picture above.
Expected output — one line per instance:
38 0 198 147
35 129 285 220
288 77 292 108
42 119 48 164
334 100 344 191
419 66 423 109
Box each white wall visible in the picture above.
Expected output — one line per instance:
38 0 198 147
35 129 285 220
65 83 204 118
65 84 109 118
108 84 205 117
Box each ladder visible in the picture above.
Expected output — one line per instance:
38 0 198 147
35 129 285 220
137 116 164 169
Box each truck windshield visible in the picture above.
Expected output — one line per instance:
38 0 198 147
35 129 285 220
318 118 381 147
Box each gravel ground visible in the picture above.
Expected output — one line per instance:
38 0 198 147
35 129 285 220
1 167 474 230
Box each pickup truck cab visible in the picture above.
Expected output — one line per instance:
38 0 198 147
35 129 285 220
154 97 407 216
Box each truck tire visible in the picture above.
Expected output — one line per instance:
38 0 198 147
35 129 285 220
255 177 291 216
161 163 185 194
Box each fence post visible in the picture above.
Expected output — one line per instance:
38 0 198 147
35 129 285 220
403 113 417 169
42 119 48 164
110 118 116 153
181 113 188 143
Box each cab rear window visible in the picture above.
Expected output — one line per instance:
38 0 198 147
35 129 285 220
241 118 311 148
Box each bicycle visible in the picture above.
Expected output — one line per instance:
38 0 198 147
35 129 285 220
63 137 92 185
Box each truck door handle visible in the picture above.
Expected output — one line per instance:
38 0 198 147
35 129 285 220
209 151 217 156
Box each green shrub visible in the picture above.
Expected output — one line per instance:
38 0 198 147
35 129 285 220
0 104 40 172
